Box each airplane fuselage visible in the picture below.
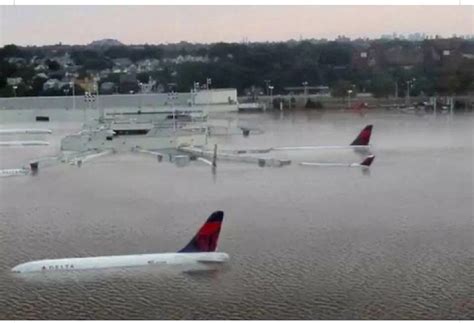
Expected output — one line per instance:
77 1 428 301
0 129 52 135
0 140 50 147
11 252 229 273
0 168 29 177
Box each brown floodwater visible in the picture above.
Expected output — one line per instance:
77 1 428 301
0 110 472 319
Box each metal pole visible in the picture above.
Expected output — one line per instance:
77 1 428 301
83 92 87 124
96 79 103 122
71 81 76 111
269 86 274 109
406 82 410 106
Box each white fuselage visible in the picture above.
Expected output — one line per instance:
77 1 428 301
11 252 229 274
300 162 367 167
0 140 50 147
0 168 29 177
273 145 370 151
0 129 52 135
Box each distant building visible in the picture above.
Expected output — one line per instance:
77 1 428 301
51 53 74 68
194 89 237 105
139 77 157 93
100 82 116 94
7 77 23 86
7 57 26 65
113 58 133 68
119 72 137 84
162 55 209 65
43 79 61 91
137 59 160 72
34 64 48 72
34 73 48 80
283 86 330 95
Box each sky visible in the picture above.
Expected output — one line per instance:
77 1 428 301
0 6 473 46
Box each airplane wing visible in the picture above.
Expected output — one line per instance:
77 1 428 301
300 155 375 168
178 146 291 167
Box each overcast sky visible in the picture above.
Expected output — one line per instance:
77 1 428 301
0 6 472 46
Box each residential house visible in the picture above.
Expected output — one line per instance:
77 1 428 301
7 77 23 86
100 82 116 94
43 79 61 91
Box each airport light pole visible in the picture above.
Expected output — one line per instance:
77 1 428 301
84 91 96 124
168 91 178 132
70 80 76 111
138 82 143 108
93 77 103 122
268 85 274 108
347 89 353 109
264 80 271 96
406 78 416 106
302 81 308 98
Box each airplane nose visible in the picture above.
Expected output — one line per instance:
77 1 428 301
11 266 21 273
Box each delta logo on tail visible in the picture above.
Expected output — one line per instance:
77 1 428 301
12 211 228 274
350 125 373 146
179 211 223 252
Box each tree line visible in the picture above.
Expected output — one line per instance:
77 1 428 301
1 38 473 97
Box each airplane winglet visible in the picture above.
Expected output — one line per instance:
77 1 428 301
350 125 373 146
360 155 375 167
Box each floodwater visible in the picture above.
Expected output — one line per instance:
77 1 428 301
0 109 473 319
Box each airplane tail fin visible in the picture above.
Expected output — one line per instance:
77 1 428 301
179 211 224 253
360 155 375 167
350 125 373 146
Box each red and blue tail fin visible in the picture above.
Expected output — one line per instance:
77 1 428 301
360 155 375 167
350 125 373 146
179 211 224 253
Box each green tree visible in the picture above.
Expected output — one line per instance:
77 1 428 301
331 80 356 97
46 59 61 71
370 73 395 98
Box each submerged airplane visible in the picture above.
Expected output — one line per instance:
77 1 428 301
0 129 52 135
11 211 228 274
0 128 52 147
300 155 375 168
219 124 373 154
0 140 50 147
0 168 30 177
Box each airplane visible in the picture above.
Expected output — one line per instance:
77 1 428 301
2 125 374 174
0 168 30 177
300 155 375 168
0 128 52 147
0 140 50 147
220 124 373 154
0 128 52 135
11 211 228 274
